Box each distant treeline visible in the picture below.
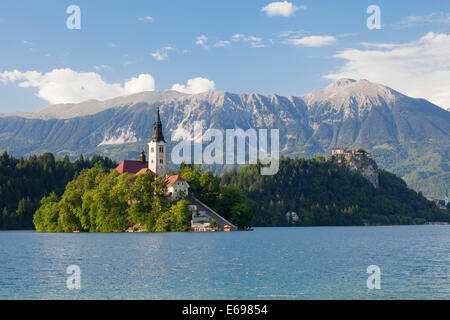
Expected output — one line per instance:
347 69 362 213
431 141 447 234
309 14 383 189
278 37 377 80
221 157 450 226
0 152 117 230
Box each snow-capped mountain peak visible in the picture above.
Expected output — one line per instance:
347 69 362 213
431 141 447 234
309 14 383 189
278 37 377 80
304 79 403 116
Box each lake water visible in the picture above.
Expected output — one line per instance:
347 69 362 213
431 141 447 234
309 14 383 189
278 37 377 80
0 226 448 299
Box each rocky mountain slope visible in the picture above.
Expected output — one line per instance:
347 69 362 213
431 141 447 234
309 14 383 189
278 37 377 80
0 79 448 198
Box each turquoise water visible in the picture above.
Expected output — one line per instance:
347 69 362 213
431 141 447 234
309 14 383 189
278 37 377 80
0 226 448 299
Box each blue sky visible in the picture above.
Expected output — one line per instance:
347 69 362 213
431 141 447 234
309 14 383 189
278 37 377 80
0 0 449 112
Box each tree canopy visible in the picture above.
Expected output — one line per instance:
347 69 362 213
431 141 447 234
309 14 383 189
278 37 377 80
220 157 449 226
33 164 253 232
0 152 117 230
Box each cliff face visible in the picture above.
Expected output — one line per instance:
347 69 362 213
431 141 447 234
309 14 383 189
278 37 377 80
347 156 379 188
332 153 379 188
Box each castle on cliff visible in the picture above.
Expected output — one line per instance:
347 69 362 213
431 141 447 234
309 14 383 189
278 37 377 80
332 147 372 160
331 147 379 188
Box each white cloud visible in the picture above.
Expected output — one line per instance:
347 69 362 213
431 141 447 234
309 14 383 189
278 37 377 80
196 35 209 48
400 12 450 26
171 77 215 94
232 33 245 42
245 36 265 48
124 74 155 93
214 40 231 48
261 1 306 17
138 16 153 22
287 35 337 47
0 68 155 104
230 34 265 48
93 64 112 71
359 42 400 49
151 45 176 61
325 32 450 109
280 30 307 38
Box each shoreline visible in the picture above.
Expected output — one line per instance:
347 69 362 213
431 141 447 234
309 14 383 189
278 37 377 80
1 223 449 233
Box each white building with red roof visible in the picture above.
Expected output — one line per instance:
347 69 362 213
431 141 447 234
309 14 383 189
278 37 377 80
166 175 189 200
115 151 148 175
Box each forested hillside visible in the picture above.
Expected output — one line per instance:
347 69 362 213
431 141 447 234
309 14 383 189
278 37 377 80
221 157 449 226
0 152 117 229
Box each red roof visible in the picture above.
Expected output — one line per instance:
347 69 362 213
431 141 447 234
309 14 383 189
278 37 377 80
166 175 186 187
136 168 151 175
115 160 149 175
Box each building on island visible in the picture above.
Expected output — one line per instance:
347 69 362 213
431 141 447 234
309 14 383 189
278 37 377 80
166 175 189 201
189 204 212 232
115 108 237 231
115 149 148 175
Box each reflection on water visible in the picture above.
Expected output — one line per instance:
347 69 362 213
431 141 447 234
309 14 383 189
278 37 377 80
0 226 448 299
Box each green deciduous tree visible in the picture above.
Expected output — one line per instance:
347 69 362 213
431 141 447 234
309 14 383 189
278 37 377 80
0 151 117 230
171 200 192 232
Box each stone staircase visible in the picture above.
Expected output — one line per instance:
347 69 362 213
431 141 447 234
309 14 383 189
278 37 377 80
189 196 238 231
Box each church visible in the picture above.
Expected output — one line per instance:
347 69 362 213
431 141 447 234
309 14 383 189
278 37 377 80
115 108 237 231
115 107 189 200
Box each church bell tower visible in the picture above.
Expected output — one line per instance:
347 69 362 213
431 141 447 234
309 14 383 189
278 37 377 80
148 107 167 176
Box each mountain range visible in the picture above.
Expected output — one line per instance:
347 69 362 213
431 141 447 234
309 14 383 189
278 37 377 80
0 79 448 199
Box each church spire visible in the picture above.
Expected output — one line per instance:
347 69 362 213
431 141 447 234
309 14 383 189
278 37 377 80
152 107 165 142
139 149 146 163
148 107 167 177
